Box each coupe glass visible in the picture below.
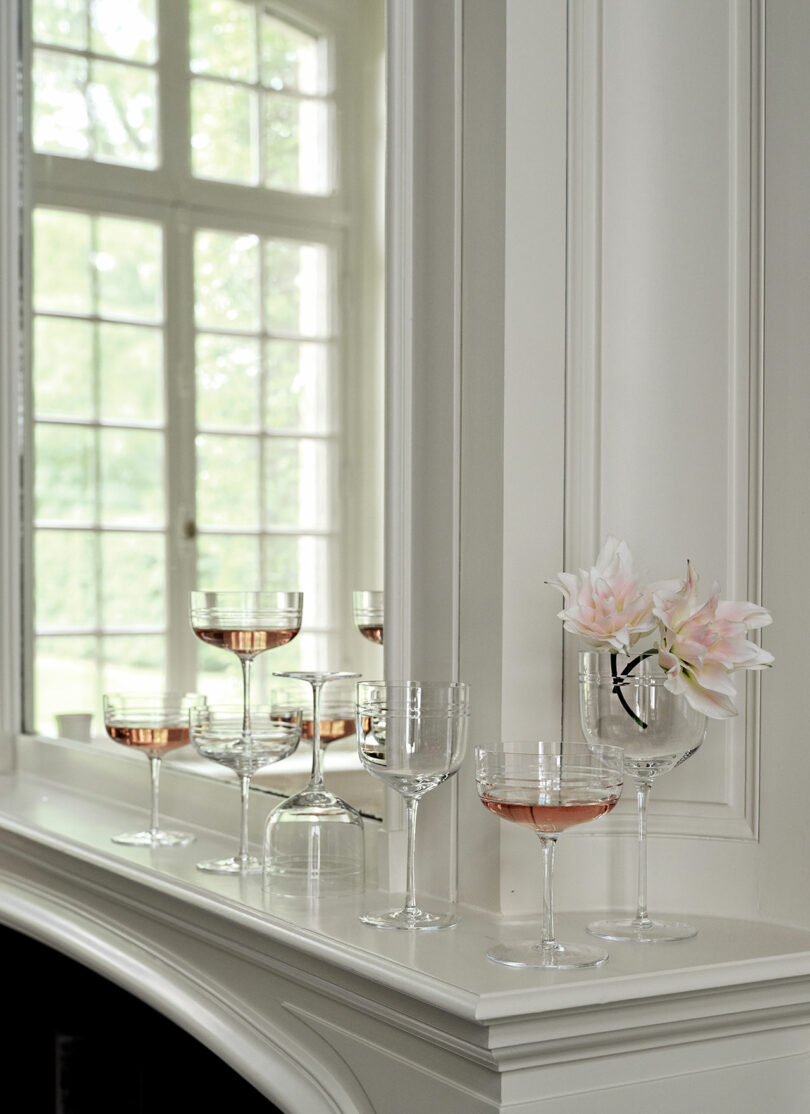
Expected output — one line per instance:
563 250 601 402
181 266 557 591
189 590 303 738
263 671 365 896
475 740 624 968
353 590 383 646
190 703 302 873
579 651 707 942
103 692 207 847
356 680 469 929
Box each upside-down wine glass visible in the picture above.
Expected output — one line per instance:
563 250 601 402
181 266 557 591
353 590 384 646
475 740 624 968
103 692 207 847
356 681 469 929
263 671 365 896
189 591 303 740
579 651 707 942
190 703 302 873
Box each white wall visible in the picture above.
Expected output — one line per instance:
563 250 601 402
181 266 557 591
396 0 809 926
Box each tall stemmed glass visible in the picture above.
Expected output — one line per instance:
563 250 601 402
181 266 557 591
356 681 469 929
190 703 302 873
353 590 383 646
189 591 302 740
263 671 365 895
103 693 207 847
475 740 624 968
579 651 707 942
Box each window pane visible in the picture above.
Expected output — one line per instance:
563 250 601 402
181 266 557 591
102 634 165 693
190 0 257 81
89 60 158 168
197 532 260 589
34 317 94 418
262 534 328 624
33 209 93 315
90 0 157 63
32 0 88 50
98 322 163 423
32 49 90 157
99 428 164 525
196 333 260 429
95 216 163 322
35 530 97 629
264 240 330 336
260 14 326 95
101 532 165 628
35 635 99 736
264 340 330 432
196 433 259 527
191 79 258 185
263 436 330 529
194 231 260 331
35 424 96 523
263 94 332 195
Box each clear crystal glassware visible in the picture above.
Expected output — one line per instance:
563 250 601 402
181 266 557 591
352 590 383 646
263 671 365 897
475 740 624 968
356 680 469 929
103 692 207 847
579 650 708 942
189 590 303 738
190 703 302 874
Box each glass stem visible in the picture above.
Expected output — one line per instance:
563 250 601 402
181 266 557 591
538 835 558 951
149 756 161 836
240 655 253 738
403 796 420 917
635 779 652 925
238 775 250 863
308 680 325 791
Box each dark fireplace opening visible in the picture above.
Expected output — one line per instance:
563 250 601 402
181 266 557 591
3 923 282 1113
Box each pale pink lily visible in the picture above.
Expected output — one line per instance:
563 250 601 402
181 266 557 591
653 561 774 718
547 536 657 652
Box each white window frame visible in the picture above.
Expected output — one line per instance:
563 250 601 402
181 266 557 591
18 0 384 734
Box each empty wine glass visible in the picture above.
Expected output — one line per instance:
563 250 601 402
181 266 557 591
353 590 383 646
189 591 303 739
103 692 207 847
190 703 302 874
356 680 469 929
475 740 624 968
579 651 708 942
263 671 365 896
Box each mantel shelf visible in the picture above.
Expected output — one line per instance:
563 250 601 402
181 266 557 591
1 735 810 1109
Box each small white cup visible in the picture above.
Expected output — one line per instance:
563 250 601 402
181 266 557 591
56 713 93 742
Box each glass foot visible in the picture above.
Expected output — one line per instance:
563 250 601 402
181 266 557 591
112 829 194 848
587 916 698 943
486 939 608 969
359 907 457 931
196 854 262 874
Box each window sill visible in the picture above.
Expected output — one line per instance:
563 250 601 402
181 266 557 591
2 735 810 1113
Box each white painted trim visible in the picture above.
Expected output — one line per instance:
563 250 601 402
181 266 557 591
0 0 22 769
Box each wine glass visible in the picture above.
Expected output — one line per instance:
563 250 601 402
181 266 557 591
579 650 708 942
190 703 302 874
102 692 207 847
263 671 365 896
188 591 303 740
353 590 383 645
355 680 469 929
475 740 624 968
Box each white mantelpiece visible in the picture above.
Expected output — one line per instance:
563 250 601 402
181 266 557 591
2 737 810 1114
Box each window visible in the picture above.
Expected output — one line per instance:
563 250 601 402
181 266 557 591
27 0 384 734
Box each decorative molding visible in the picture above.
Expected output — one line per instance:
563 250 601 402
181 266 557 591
562 0 765 842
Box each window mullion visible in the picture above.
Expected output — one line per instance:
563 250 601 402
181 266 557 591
164 211 198 693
